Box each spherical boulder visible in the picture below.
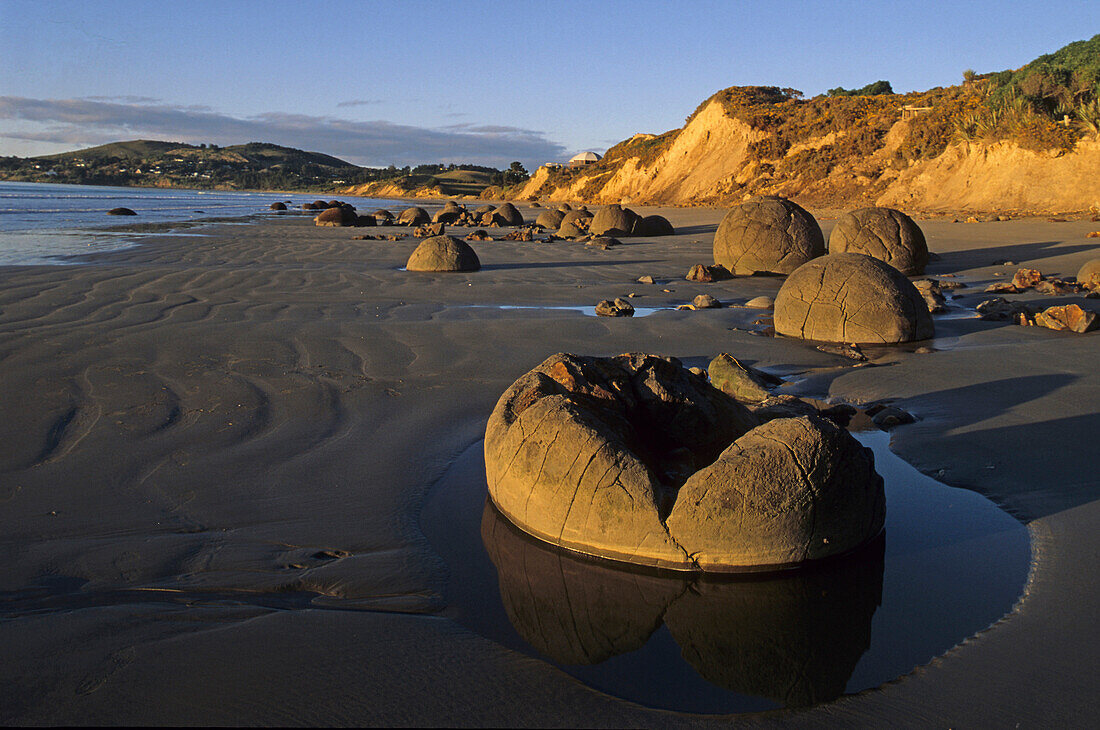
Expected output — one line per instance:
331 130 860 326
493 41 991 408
405 235 480 272
107 207 137 216
713 197 825 275
558 209 593 237
397 207 431 226
355 214 377 227
535 209 565 229
635 214 675 237
372 209 395 223
484 353 759 569
314 206 359 227
474 204 495 216
666 415 884 570
774 253 934 343
590 204 639 236
1077 258 1100 290
493 202 524 227
557 203 573 212
829 207 929 275
433 201 465 224
269 202 287 211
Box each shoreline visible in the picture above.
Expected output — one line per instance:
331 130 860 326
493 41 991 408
0 209 1096 724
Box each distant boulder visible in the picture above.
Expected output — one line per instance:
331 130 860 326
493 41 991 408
558 209 594 237
356 214 377 227
493 202 524 227
372 209 395 223
713 196 825 275
635 214 675 237
829 207 929 275
474 204 496 216
314 206 359 227
405 235 481 272
107 207 137 216
535 209 566 229
397 207 431 226
557 203 573 212
302 202 321 210
433 201 466 224
590 204 639 236
269 202 287 211
774 253 934 343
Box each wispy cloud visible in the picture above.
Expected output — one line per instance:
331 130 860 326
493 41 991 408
0 96 567 167
82 95 162 104
335 99 385 108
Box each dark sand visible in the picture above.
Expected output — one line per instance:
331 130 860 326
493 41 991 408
0 208 1097 725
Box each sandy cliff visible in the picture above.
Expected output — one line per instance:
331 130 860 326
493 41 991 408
519 100 1100 214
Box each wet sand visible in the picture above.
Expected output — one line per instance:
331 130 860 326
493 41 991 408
0 207 1097 725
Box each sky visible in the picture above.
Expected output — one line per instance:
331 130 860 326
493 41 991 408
0 0 1094 169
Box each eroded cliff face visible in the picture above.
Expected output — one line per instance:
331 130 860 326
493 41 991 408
876 138 1100 213
518 101 1100 214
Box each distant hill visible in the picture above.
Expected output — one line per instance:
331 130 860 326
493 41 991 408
0 140 523 196
39 139 357 169
514 34 1100 214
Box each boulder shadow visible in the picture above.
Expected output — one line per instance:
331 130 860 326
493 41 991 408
484 259 660 271
930 240 1099 274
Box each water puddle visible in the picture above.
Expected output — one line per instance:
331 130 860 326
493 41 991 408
421 429 1029 714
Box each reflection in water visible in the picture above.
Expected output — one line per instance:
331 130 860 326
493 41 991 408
482 501 884 707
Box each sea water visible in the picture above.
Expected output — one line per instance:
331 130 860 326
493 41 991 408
0 180 398 265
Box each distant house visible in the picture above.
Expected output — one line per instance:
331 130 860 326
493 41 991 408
568 151 602 167
901 105 933 120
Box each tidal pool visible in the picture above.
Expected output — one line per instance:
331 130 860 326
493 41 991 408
420 429 1029 714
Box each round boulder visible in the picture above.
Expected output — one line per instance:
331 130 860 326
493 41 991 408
774 253 934 343
1077 258 1100 290
590 204 639 236
557 203 573 212
493 202 524 227
713 196 825 275
107 207 137 216
558 209 593 237
484 353 759 570
405 235 480 272
269 202 287 211
535 209 566 229
372 209 395 223
314 206 359 227
635 214 675 237
666 415 884 570
829 207 929 275
474 204 495 216
355 214 377 227
397 207 431 226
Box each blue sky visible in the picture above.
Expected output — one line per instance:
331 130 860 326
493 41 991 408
0 0 1093 168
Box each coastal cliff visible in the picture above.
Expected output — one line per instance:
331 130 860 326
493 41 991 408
515 96 1100 214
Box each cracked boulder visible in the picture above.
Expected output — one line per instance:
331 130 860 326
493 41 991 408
774 253 934 344
666 415 884 570
1077 258 1100 290
590 204 640 236
405 235 480 272
713 196 825 275
397 206 431 226
534 209 565 229
828 207 929 275
484 353 759 569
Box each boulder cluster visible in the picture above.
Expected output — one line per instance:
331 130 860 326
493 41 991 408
713 198 928 277
484 353 885 572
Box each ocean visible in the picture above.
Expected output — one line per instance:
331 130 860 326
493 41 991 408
0 181 399 265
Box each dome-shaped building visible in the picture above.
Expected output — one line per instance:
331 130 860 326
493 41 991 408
568 151 602 167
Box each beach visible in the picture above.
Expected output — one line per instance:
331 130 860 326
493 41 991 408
0 206 1097 725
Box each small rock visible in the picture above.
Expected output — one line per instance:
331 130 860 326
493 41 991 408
595 298 635 317
743 296 774 309
693 294 722 309
676 304 697 311
976 298 1033 321
1012 268 1043 289
816 343 867 361
637 275 656 285
914 346 936 354
1087 231 1100 238
912 279 948 313
1033 304 1098 333
707 353 777 403
985 282 1019 293
686 264 733 282
869 405 916 430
